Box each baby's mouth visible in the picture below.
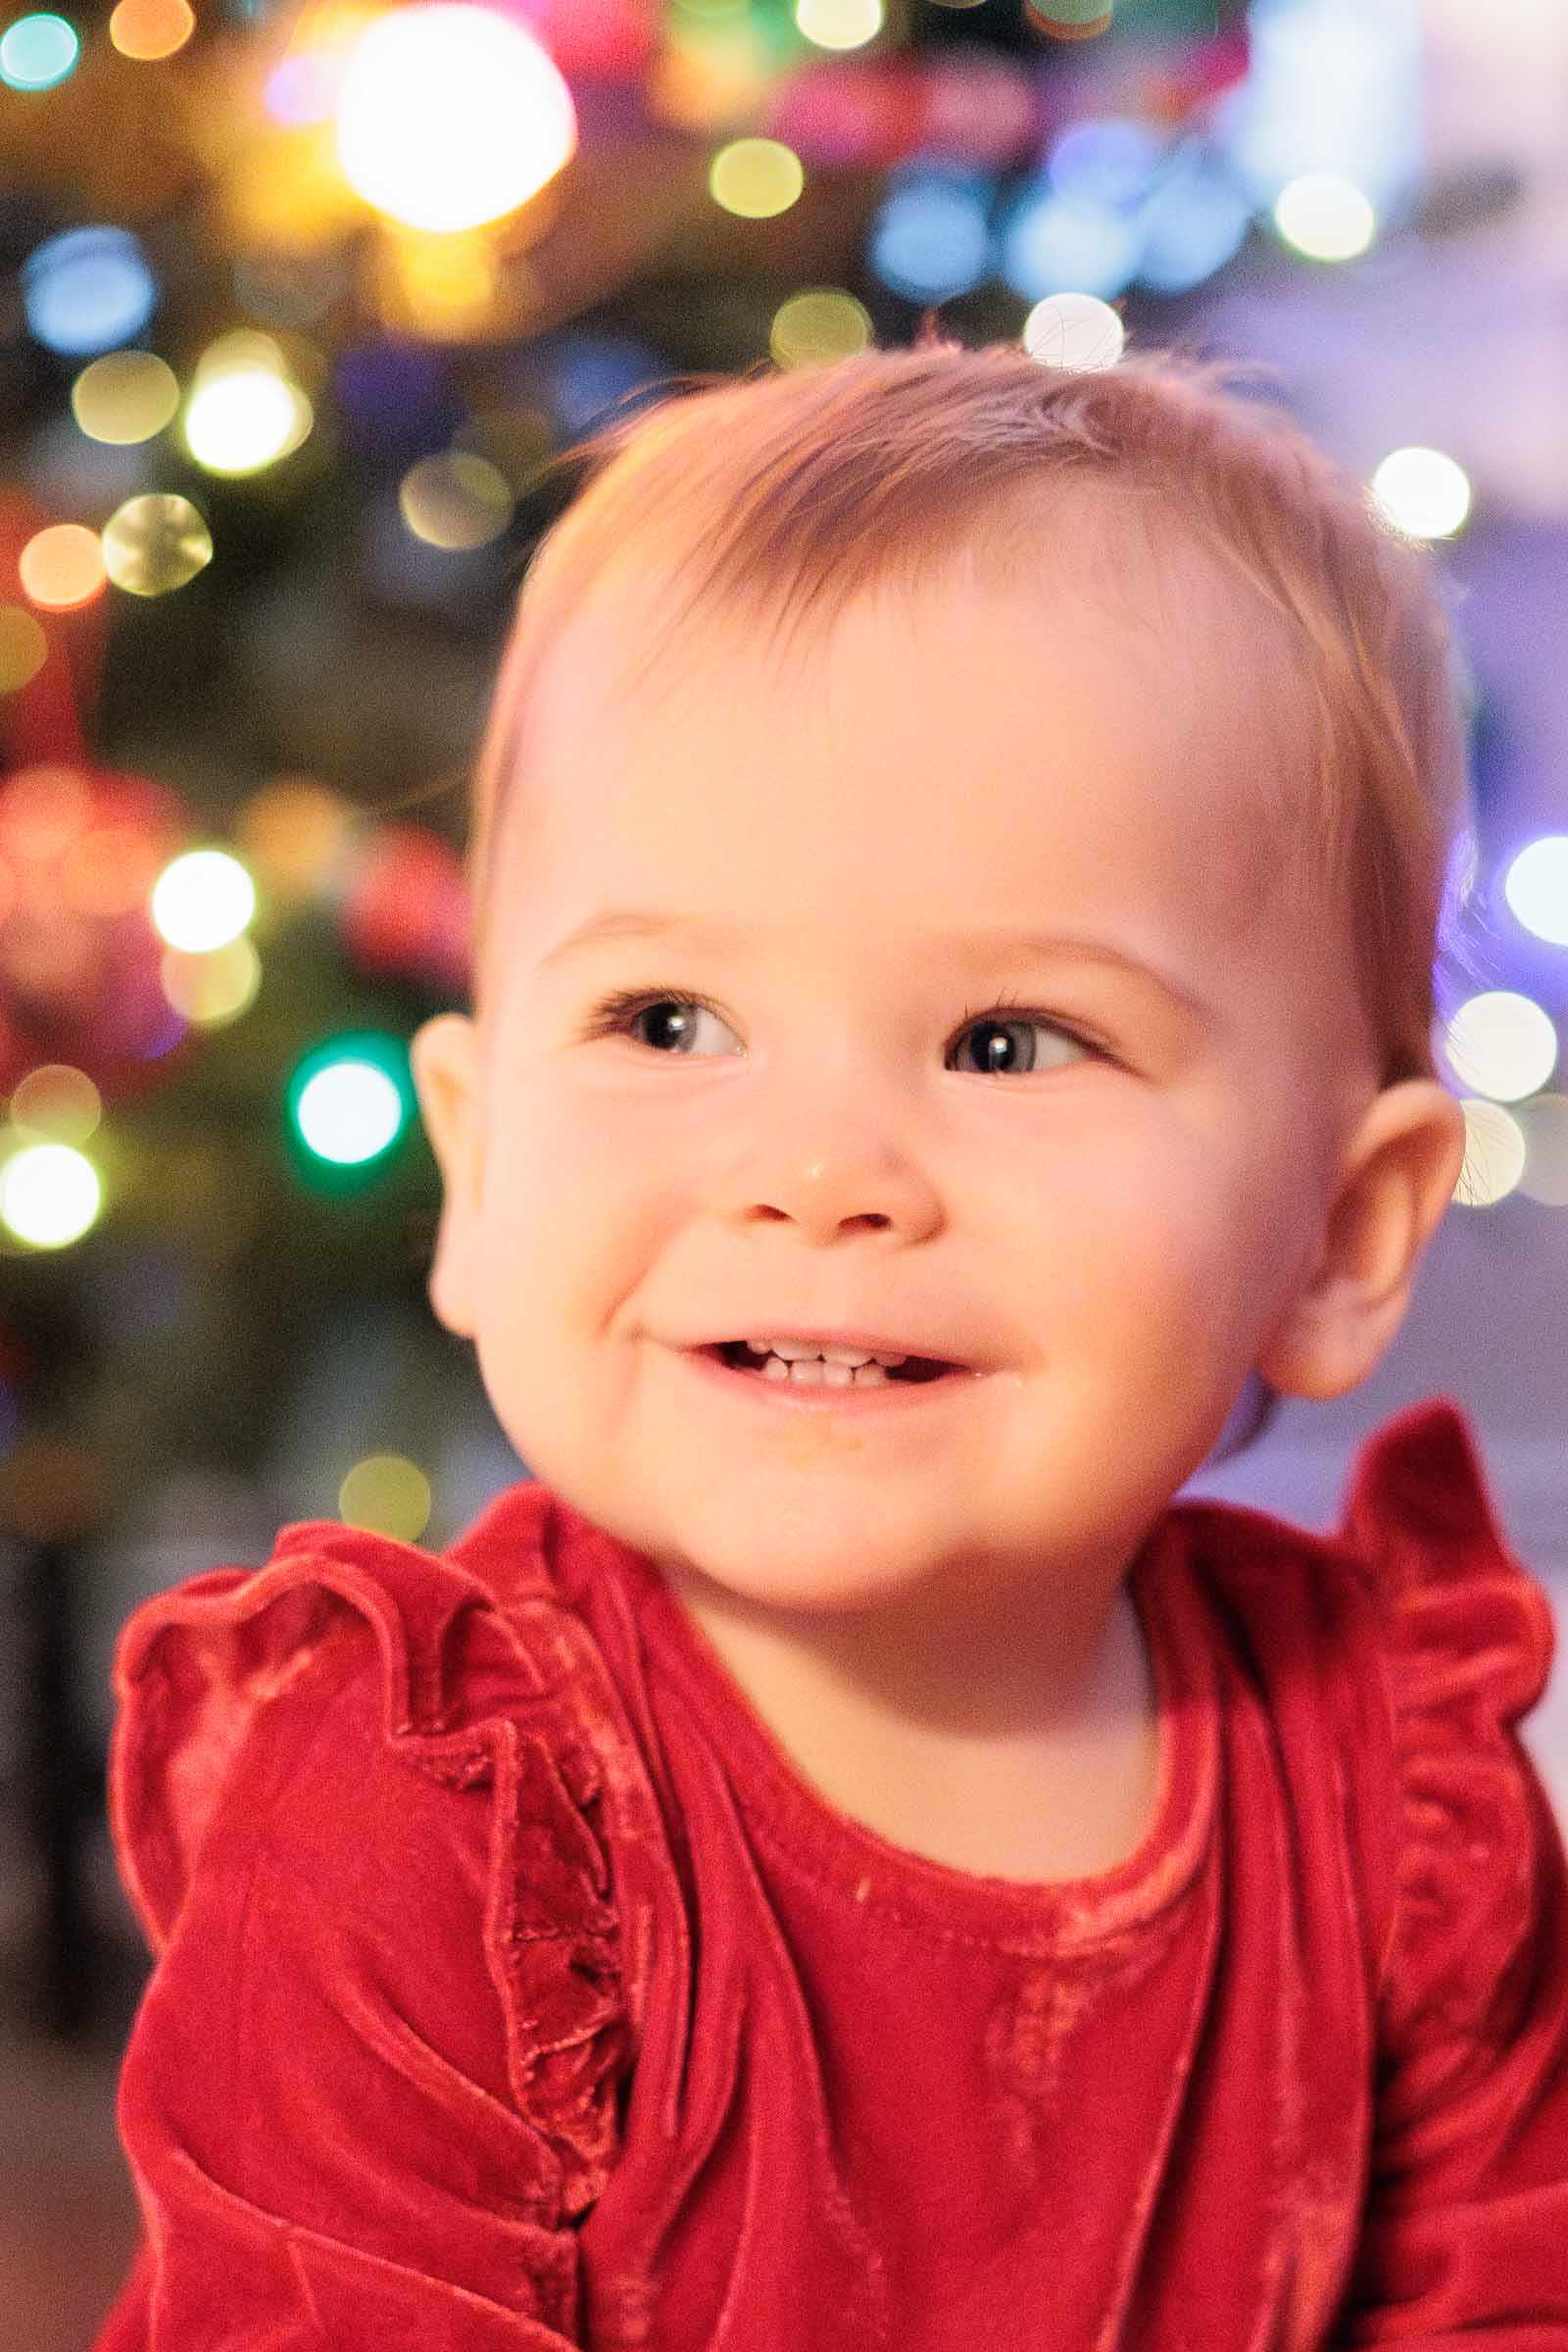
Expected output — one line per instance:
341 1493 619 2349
709 1342 956 1387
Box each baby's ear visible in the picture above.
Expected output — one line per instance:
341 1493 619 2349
409 1012 485 1340
1256 1078 1468 1403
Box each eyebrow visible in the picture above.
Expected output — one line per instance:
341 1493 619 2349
537 907 1216 1026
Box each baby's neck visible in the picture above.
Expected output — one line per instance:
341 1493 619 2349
665 1572 1161 1886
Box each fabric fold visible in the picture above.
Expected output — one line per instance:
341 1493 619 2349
107 1530 633 2227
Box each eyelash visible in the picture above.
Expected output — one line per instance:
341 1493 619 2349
574 984 1114 1067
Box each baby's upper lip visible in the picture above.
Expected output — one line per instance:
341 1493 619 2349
688 1328 976 1368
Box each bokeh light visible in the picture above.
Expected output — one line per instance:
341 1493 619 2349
71 349 181 445
109 0 194 59
1443 990 1558 1103
795 0 883 51
769 287 874 370
1453 1100 1527 1208
338 1452 433 1541
232 777 355 901
22 226 158 357
1135 142 1253 295
1502 836 1568 947
399 451 514 548
0 1141 102 1249
336 4 578 233
1272 173 1376 262
1001 184 1143 304
869 170 992 303
101 494 213 596
1023 291 1125 371
0 606 51 692
0 10 79 87
710 137 806 220
160 936 263 1027
9 1064 102 1147
19 523 108 611
1370 446 1472 540
288 1035 412 1168
184 345 315 476
150 849 258 953
1516 1095 1568 1207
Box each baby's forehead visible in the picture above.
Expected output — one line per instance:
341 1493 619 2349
524 514 1310 938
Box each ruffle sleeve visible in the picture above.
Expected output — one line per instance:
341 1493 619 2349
93 1524 635 2350
1330 1396 1568 2344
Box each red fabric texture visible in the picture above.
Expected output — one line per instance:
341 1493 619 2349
92 1396 1568 2349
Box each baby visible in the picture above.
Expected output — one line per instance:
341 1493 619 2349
95 337 1568 2350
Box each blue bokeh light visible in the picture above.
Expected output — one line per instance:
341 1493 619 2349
22 225 158 357
868 171 994 305
1136 141 1254 295
1000 182 1144 304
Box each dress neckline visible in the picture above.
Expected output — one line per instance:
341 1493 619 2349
619 1508 1218 1952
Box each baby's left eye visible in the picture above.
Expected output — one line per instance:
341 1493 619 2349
950 1005 1102 1076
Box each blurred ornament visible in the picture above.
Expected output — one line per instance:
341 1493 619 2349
101 492 214 595
339 822 471 992
335 4 578 233
518 0 660 81
0 762 197 1101
917 48 1039 170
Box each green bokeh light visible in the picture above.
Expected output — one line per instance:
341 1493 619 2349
0 12 81 89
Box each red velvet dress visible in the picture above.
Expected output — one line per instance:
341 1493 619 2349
92 1396 1568 2350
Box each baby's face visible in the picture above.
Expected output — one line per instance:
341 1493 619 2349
414 536 1376 1620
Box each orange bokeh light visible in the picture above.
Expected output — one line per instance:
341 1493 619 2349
109 0 196 59
19 524 109 612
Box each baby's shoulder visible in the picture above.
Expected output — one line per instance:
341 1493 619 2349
1167 1396 1556 1999
1169 1396 1552 1718
108 1489 614 1958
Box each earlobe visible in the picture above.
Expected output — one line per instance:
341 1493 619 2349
1257 1079 1468 1402
409 1013 484 1340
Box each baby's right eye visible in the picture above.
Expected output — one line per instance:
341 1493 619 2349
578 988 740 1055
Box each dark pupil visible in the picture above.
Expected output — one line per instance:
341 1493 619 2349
642 1004 1034 1074
969 1019 1032 1076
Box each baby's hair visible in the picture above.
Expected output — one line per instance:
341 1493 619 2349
463 326 1471 1463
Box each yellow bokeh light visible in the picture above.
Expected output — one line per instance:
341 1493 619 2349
232 776 354 900
109 0 195 58
10 1064 102 1147
399 451 514 549
20 523 107 611
160 935 263 1027
796 0 884 51
770 287 873 369
71 349 180 445
185 366 314 475
219 123 366 253
369 227 505 342
338 1452 432 1542
0 605 50 691
101 495 214 596
710 137 805 220
0 1140 103 1250
648 12 773 133
150 848 257 954
336 3 577 233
